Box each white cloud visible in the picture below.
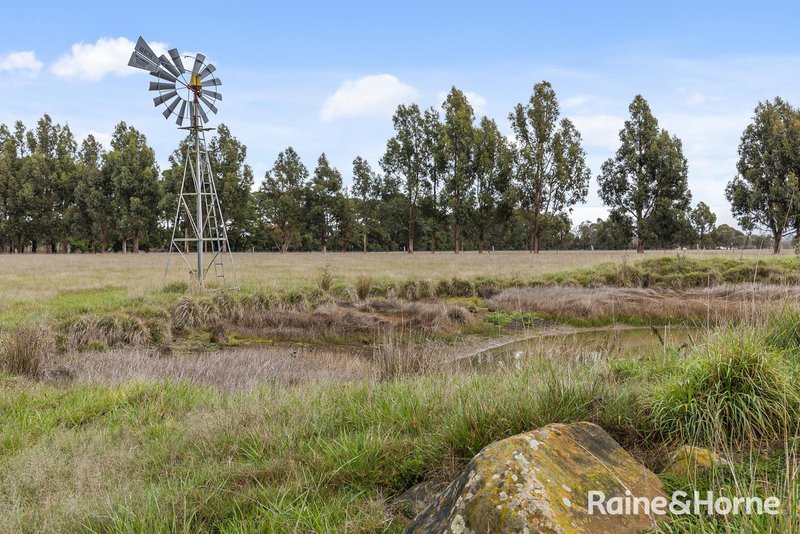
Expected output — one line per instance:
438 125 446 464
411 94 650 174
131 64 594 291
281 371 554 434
570 114 624 150
0 51 43 75
52 37 167 81
321 74 419 121
465 91 487 113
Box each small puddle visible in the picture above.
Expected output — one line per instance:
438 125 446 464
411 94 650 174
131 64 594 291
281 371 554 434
460 326 702 371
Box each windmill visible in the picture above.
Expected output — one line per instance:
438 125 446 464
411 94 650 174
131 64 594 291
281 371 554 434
128 36 237 289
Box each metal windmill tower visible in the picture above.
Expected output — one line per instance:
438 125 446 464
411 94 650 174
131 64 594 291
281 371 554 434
128 36 238 289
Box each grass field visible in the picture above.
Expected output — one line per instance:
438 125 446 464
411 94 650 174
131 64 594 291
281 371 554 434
2 250 800 532
0 249 791 324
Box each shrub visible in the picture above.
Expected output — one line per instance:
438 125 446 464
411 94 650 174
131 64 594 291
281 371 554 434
648 329 800 446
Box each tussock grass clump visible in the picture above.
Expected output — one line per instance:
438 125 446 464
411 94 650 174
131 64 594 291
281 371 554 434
162 281 188 293
374 334 444 380
433 277 475 298
648 329 800 446
66 314 153 350
356 276 372 300
0 323 53 377
317 264 333 292
764 306 800 354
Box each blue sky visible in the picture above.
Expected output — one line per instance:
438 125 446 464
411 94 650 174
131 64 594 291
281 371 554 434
2 0 800 227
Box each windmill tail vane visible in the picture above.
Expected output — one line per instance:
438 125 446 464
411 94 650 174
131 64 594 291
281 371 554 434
129 36 237 290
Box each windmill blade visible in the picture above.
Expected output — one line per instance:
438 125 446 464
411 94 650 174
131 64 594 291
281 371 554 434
162 97 181 119
192 53 206 74
201 78 222 87
153 91 178 107
176 100 188 126
128 36 161 72
159 55 181 78
149 81 176 91
200 95 218 114
199 63 216 80
198 104 209 124
150 69 178 83
203 90 222 101
128 51 160 73
168 48 186 73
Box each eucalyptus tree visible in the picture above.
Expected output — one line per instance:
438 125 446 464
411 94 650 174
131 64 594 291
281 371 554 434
69 135 104 251
442 87 477 254
598 95 691 253
53 124 78 251
258 147 309 253
160 138 191 252
306 153 342 253
509 81 590 253
474 116 514 253
690 201 716 248
351 156 380 253
0 124 21 251
381 104 427 253
421 106 447 252
725 98 800 254
103 122 160 253
17 115 63 252
207 124 255 251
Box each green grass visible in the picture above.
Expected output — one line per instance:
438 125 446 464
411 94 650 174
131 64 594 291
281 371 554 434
5 309 800 531
484 310 540 328
0 355 634 531
3 256 800 531
648 328 800 446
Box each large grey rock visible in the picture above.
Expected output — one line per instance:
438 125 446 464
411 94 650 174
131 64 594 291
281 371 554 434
406 422 666 533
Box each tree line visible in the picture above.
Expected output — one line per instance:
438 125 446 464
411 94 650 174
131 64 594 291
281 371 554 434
0 82 793 254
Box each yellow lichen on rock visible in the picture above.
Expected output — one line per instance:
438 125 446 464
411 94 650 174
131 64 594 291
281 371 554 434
662 445 729 478
406 422 667 534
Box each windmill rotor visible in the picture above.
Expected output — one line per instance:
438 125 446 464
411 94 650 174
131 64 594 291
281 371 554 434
128 36 223 126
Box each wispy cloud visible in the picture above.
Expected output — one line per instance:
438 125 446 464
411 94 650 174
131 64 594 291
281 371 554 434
320 74 419 121
52 37 167 81
0 51 43 75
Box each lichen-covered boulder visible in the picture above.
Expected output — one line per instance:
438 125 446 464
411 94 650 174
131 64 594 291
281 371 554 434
406 422 666 534
662 445 729 478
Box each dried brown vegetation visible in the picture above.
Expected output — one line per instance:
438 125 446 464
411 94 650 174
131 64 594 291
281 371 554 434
487 284 800 324
0 324 54 377
48 345 372 391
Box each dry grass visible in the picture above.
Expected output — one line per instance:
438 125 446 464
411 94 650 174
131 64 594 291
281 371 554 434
48 345 373 391
488 284 800 324
374 333 450 381
0 249 786 315
0 323 53 377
